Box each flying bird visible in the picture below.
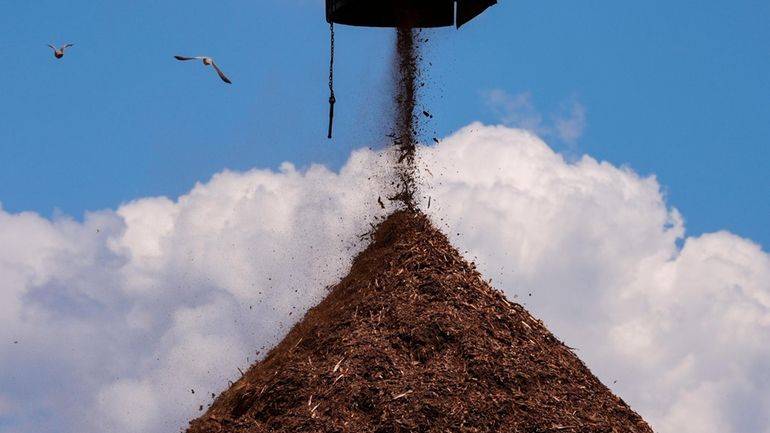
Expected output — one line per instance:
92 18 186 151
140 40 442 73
48 43 73 59
174 55 232 84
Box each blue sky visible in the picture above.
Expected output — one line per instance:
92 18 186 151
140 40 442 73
0 0 767 248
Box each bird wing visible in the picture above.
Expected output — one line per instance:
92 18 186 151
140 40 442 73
211 62 232 84
174 55 202 61
48 44 56 51
63 44 74 49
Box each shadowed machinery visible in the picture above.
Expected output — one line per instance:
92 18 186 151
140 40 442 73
324 0 497 138
326 0 497 28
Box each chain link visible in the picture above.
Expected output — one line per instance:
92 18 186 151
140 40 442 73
327 22 336 139
329 22 335 100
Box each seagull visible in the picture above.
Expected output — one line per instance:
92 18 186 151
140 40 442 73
48 43 73 59
174 55 232 84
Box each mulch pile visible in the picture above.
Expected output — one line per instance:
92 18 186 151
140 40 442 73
186 211 654 433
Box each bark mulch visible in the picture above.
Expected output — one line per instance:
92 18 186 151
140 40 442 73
186 210 654 433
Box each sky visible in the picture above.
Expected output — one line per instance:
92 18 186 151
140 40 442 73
1 1 769 433
0 0 768 247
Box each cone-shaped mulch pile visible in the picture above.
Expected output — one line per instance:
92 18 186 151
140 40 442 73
187 211 653 433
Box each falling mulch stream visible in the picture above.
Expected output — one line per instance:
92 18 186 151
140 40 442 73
388 27 422 210
186 211 654 433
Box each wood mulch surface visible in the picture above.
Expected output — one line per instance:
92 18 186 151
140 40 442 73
186 211 654 433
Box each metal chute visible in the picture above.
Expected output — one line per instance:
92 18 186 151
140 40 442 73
456 0 497 27
326 0 496 28
324 0 497 138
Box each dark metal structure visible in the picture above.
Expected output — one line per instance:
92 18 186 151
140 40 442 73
325 0 497 138
326 0 497 28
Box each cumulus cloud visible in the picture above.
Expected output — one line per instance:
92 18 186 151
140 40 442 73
483 89 587 145
420 125 770 433
1 124 769 433
482 90 543 133
554 97 587 144
0 154 396 433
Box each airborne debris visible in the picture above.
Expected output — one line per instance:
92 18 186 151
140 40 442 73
389 28 421 210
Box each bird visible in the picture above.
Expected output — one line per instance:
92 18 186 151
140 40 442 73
48 43 73 59
174 55 232 84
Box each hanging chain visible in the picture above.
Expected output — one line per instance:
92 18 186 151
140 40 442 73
327 22 336 139
329 22 335 97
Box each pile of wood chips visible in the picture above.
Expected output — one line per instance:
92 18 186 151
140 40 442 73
186 211 654 433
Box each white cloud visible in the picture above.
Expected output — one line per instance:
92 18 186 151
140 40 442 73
482 90 544 133
1 123 769 433
482 89 587 144
419 124 770 433
0 153 396 433
554 97 587 144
